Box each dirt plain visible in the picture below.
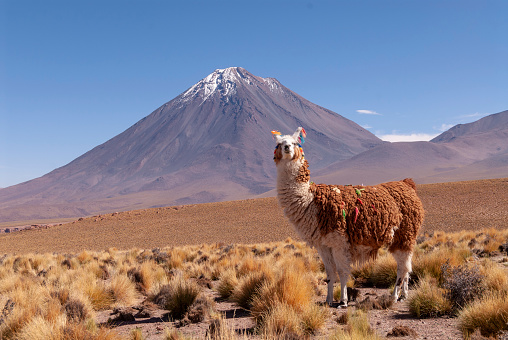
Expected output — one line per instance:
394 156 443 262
1 177 508 339
1 177 508 255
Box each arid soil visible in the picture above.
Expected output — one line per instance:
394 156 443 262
94 285 470 340
1 177 507 254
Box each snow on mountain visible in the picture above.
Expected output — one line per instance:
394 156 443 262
181 67 258 104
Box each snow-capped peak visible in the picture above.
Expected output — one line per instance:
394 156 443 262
182 67 244 102
179 67 283 105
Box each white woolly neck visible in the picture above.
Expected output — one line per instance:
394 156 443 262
276 157 311 198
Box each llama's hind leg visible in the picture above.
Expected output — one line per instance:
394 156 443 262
316 246 337 306
392 250 413 303
331 247 351 308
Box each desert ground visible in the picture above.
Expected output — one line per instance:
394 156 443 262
1 178 507 254
1 177 508 339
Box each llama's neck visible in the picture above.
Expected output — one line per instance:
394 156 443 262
276 158 313 211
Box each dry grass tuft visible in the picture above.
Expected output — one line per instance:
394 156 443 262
251 266 313 319
412 245 470 284
478 259 508 293
216 268 238 299
64 298 91 323
257 302 303 338
408 276 452 318
331 309 384 340
110 274 138 307
231 270 272 310
251 263 326 336
164 276 202 320
130 327 145 340
458 292 508 339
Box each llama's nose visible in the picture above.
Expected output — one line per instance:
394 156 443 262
284 145 290 152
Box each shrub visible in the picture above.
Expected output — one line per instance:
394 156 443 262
441 262 484 311
408 276 452 318
458 292 508 339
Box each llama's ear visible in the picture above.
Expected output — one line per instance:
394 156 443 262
292 127 307 145
271 130 283 144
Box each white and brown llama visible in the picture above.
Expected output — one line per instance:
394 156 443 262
273 127 424 307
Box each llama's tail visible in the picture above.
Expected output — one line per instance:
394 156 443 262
402 178 417 191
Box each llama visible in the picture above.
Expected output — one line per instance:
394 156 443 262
273 127 424 307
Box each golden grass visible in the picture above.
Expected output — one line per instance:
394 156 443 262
0 228 506 339
164 276 202 319
412 245 471 284
479 259 508 293
331 309 384 340
408 276 452 318
251 266 314 319
216 268 238 299
458 292 508 339
231 271 272 310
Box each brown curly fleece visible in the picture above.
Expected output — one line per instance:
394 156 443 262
298 161 424 254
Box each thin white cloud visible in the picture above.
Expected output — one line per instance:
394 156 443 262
357 109 381 115
460 112 488 119
362 124 373 129
378 133 440 142
439 123 454 132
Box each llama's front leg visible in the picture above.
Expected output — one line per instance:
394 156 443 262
316 246 337 306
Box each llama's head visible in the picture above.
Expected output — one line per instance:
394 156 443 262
272 127 306 164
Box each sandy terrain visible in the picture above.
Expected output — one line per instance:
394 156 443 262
1 177 507 255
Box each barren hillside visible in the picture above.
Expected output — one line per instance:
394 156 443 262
1 177 507 254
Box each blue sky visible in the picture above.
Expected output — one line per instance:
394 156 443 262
1 0 507 188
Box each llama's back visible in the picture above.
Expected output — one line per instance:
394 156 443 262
380 179 424 252
312 183 402 250
310 178 424 254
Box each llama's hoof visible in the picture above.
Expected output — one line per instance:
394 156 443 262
397 295 407 302
337 301 347 309
327 301 334 307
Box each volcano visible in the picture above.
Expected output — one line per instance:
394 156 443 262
0 67 382 222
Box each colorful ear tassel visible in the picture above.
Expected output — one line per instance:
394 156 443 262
298 128 307 145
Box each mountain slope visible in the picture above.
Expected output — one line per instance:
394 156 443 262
313 110 508 185
0 67 381 222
